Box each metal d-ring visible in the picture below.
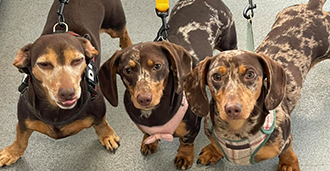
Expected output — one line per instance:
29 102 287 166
53 22 68 33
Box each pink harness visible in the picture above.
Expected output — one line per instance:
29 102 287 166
138 93 188 144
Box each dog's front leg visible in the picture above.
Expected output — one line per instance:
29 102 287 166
0 123 33 167
278 143 300 171
174 138 194 170
93 116 120 152
140 133 159 156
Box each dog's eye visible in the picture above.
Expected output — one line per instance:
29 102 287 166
245 70 256 80
37 62 53 69
124 67 132 75
71 57 84 66
212 73 221 81
153 63 162 70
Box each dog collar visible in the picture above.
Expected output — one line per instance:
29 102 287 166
209 110 276 165
138 92 188 144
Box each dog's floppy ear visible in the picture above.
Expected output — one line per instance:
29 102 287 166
184 57 213 117
99 50 122 107
158 41 193 93
77 37 98 61
257 53 286 110
13 43 33 74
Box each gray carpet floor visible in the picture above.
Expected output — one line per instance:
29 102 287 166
1 0 330 170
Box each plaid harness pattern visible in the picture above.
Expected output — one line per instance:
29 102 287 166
210 110 276 165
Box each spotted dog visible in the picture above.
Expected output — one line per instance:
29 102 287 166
184 0 330 170
99 41 199 170
98 0 237 169
167 0 237 64
0 0 132 167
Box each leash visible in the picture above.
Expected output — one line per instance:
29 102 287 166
155 0 170 41
243 0 256 52
53 0 70 33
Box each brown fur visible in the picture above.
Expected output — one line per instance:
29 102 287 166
185 0 330 170
0 0 132 167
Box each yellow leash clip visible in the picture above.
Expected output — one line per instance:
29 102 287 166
155 0 169 12
155 0 170 41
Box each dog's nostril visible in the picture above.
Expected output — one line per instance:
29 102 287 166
137 93 152 106
225 102 242 118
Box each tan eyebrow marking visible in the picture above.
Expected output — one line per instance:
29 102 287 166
148 59 154 67
239 65 247 74
218 66 227 75
129 60 136 67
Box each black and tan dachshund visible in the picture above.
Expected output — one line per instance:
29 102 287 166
0 0 132 167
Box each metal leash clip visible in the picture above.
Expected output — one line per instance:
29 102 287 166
243 0 256 20
53 0 70 33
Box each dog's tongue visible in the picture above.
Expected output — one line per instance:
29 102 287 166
62 99 77 105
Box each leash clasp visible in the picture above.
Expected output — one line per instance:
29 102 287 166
154 0 170 41
54 0 70 33
243 0 256 20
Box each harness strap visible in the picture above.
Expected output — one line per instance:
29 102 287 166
139 92 188 144
209 110 276 165
20 86 91 126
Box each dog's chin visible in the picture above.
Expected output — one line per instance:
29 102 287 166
56 99 78 109
220 115 247 131
226 119 246 130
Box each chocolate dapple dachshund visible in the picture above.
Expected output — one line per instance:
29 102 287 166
0 0 132 167
184 0 330 170
99 0 236 169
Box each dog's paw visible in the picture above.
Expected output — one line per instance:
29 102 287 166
140 141 158 156
278 161 300 171
174 143 194 170
278 146 300 171
99 133 120 153
196 144 223 166
0 148 22 167
174 155 193 170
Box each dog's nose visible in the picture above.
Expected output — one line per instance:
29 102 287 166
58 88 75 100
224 102 242 119
137 93 152 106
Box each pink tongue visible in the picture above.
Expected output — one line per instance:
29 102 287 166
62 99 77 105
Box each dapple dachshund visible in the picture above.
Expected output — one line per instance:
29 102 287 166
184 0 330 170
99 0 236 169
0 0 132 167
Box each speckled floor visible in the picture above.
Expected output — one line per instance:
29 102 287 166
1 0 330 170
